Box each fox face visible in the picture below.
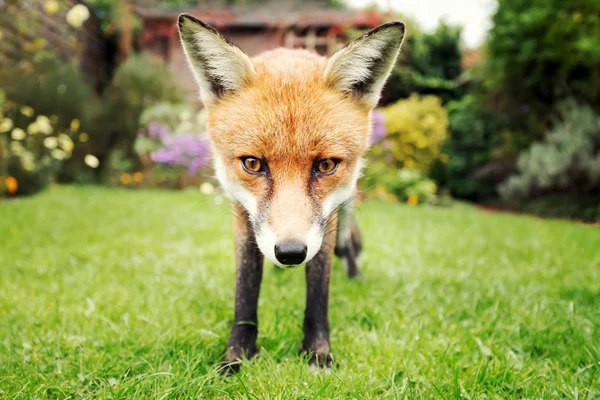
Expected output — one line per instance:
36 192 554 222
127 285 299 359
179 16 405 267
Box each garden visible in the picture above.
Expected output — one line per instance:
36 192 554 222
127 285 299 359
0 0 599 398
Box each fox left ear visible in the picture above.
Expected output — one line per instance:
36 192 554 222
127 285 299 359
324 22 406 108
178 14 256 105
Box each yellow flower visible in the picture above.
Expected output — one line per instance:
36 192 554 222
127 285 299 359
44 0 60 15
5 176 18 194
58 134 74 152
407 194 419 206
133 172 144 183
120 173 131 185
70 119 80 131
79 133 89 143
11 128 26 140
66 4 90 28
84 154 99 168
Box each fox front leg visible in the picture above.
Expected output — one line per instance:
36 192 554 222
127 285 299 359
222 205 264 372
302 217 336 367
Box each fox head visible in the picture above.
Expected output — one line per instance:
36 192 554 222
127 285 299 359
178 15 405 267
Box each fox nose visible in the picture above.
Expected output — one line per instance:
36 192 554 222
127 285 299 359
274 240 307 265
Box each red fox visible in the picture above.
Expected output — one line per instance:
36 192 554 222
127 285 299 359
178 14 405 371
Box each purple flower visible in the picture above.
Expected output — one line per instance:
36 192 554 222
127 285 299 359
371 110 387 145
150 133 211 175
149 121 170 139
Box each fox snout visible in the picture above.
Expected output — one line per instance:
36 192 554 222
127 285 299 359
258 226 323 267
254 213 324 268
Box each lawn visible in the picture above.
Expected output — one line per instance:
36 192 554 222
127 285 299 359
0 186 598 399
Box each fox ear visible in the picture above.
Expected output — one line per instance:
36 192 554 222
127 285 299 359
178 14 255 105
324 22 405 108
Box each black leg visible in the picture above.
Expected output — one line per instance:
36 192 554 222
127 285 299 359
302 226 334 367
222 207 263 373
334 211 362 279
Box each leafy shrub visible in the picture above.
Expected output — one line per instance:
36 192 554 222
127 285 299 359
486 0 600 141
381 21 464 105
431 94 503 200
520 195 600 222
363 161 438 205
376 94 449 173
499 104 600 203
103 53 183 172
0 49 106 186
1 96 78 196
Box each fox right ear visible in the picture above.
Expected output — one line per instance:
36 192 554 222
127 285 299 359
324 22 405 108
178 14 256 105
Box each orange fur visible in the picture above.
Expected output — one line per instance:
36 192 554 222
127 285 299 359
208 49 371 239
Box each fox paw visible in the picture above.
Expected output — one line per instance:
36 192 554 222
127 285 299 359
307 352 334 369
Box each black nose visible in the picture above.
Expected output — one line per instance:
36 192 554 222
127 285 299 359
274 240 307 265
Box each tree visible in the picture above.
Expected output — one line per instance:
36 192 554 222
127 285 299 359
486 0 600 141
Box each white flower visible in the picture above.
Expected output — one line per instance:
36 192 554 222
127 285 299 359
51 149 66 160
84 154 99 168
21 152 35 171
29 115 53 135
44 137 58 149
20 106 34 117
179 109 192 121
66 4 90 28
0 118 13 132
58 134 74 152
36 115 53 134
11 128 26 140
200 182 214 195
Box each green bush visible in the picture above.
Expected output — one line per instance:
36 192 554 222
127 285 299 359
520 195 600 222
102 53 183 174
0 51 107 186
376 94 449 173
498 104 600 203
381 21 464 105
363 161 438 205
432 94 503 200
486 0 600 141
1 97 77 196
348 18 464 106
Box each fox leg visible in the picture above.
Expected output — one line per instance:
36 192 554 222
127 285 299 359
302 216 335 367
334 204 361 278
223 204 264 372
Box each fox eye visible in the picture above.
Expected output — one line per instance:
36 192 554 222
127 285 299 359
315 158 339 175
242 157 264 174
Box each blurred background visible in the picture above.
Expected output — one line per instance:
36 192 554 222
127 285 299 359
0 0 599 222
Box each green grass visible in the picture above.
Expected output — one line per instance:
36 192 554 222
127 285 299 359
1 186 599 399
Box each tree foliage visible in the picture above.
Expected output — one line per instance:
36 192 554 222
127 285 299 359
486 0 600 138
382 21 464 105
